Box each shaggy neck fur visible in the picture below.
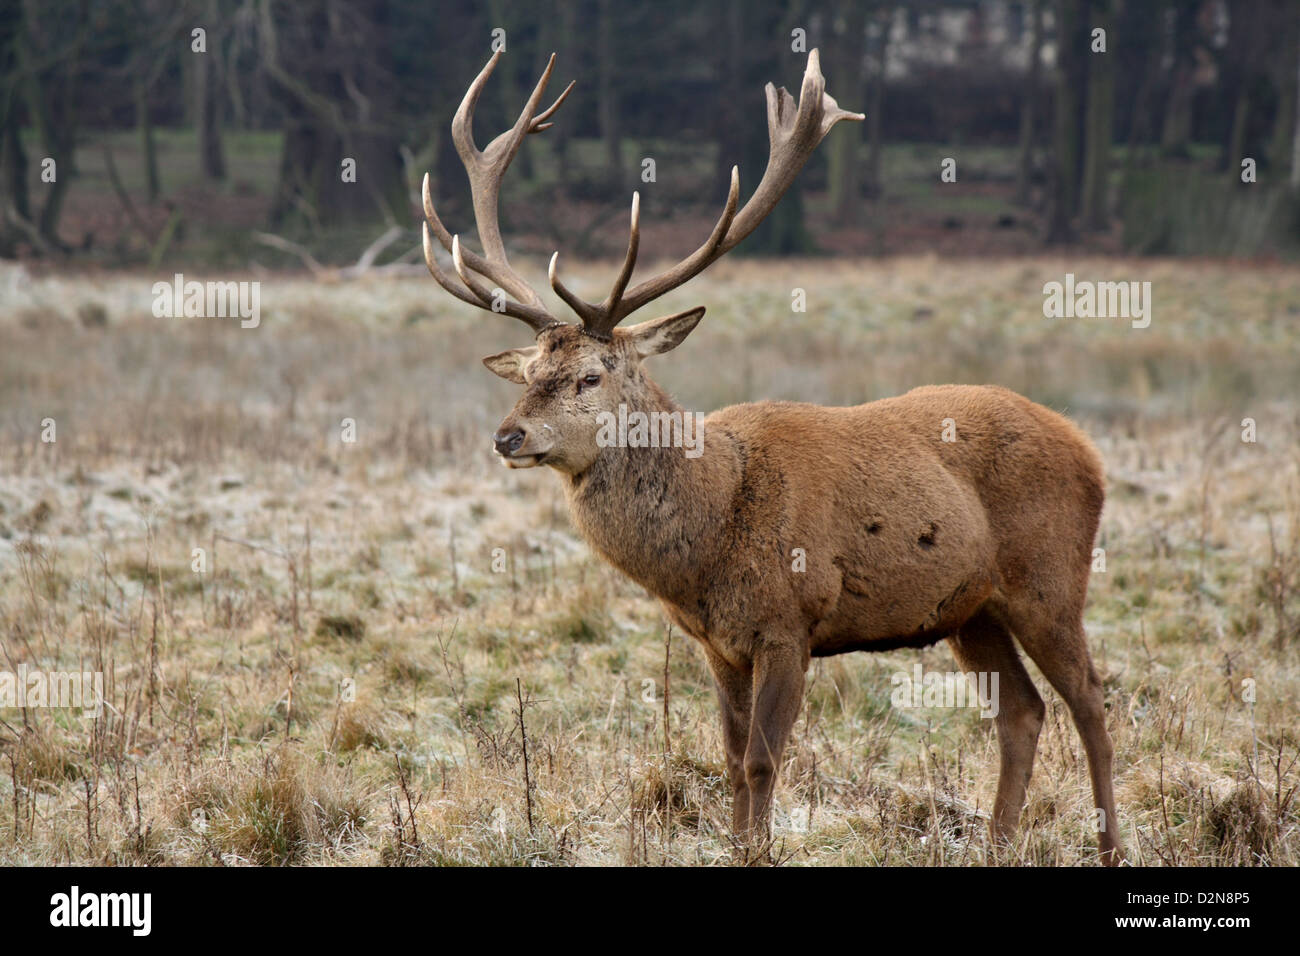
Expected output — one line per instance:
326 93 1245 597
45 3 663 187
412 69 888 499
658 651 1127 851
562 375 740 608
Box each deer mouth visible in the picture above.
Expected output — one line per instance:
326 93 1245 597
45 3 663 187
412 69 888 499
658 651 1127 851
500 451 548 469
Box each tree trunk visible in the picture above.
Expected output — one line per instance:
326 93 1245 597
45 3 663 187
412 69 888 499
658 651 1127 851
1121 1 1160 179
1217 0 1268 173
865 7 892 200
22 45 76 249
530 8 556 190
0 0 29 255
828 1 868 222
1016 0 1044 205
0 104 29 257
137 77 160 202
1159 0 1196 158
1225 87 1249 174
714 0 744 197
0 104 27 218
271 119 404 229
1270 5 1298 174
264 0 405 229
1293 33 1300 189
1080 0 1114 230
195 1 226 181
1046 0 1082 244
597 0 621 192
553 0 577 197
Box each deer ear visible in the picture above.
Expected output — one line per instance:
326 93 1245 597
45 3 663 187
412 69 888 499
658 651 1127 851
482 346 538 384
623 307 706 358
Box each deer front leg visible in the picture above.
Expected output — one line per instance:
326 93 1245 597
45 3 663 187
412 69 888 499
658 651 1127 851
705 649 752 836
743 644 807 844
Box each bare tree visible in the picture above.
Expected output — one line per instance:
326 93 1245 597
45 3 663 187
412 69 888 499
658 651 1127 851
15 0 94 251
260 0 405 228
1016 0 1045 205
1080 0 1115 230
827 0 869 222
597 0 622 192
0 0 30 255
1046 0 1084 244
864 5 893 201
195 0 227 180
1270 2 1299 178
1217 0 1272 174
1159 0 1198 158
1293 32 1300 189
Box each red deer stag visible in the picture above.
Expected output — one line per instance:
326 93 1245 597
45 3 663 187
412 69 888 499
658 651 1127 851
421 49 1122 865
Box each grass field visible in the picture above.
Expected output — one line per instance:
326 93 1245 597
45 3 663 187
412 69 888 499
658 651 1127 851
1 254 1298 865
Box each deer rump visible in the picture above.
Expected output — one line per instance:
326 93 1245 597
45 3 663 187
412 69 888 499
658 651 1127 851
678 384 1104 663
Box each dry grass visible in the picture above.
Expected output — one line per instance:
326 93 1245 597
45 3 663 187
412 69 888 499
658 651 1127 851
0 255 1298 866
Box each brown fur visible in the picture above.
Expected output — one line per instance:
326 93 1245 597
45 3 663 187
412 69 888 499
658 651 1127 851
485 324 1122 864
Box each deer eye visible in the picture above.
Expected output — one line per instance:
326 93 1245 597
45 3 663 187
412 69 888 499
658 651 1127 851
578 373 602 392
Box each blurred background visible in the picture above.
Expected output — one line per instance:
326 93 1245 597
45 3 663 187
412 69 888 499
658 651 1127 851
3 0 1299 266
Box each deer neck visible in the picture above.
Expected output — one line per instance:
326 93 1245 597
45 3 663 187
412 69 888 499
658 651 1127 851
561 380 739 607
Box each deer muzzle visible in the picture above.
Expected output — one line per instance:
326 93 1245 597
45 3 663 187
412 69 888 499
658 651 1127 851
492 422 551 468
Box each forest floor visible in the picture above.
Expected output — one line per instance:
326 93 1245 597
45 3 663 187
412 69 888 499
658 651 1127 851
1 255 1298 865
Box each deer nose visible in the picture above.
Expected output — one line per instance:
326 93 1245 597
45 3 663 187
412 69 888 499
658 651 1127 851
493 427 526 456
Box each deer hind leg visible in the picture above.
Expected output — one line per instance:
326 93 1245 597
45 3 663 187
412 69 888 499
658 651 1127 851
1008 607 1122 866
948 609 1046 854
743 644 806 846
704 648 753 837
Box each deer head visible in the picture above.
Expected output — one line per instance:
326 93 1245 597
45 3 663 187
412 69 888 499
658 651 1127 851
422 49 862 474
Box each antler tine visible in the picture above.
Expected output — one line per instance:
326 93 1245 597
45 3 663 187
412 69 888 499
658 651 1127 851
547 191 643 337
610 167 740 323
609 48 862 324
423 52 575 335
422 221 483 308
449 50 501 164
602 191 641 316
547 166 739 335
422 172 456 254
451 235 495 302
422 170 522 288
547 253 601 327
530 79 575 132
454 53 557 277
422 223 554 332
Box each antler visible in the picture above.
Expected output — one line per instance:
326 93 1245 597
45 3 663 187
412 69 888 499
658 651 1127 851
424 49 860 341
422 51 574 333
548 48 863 339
